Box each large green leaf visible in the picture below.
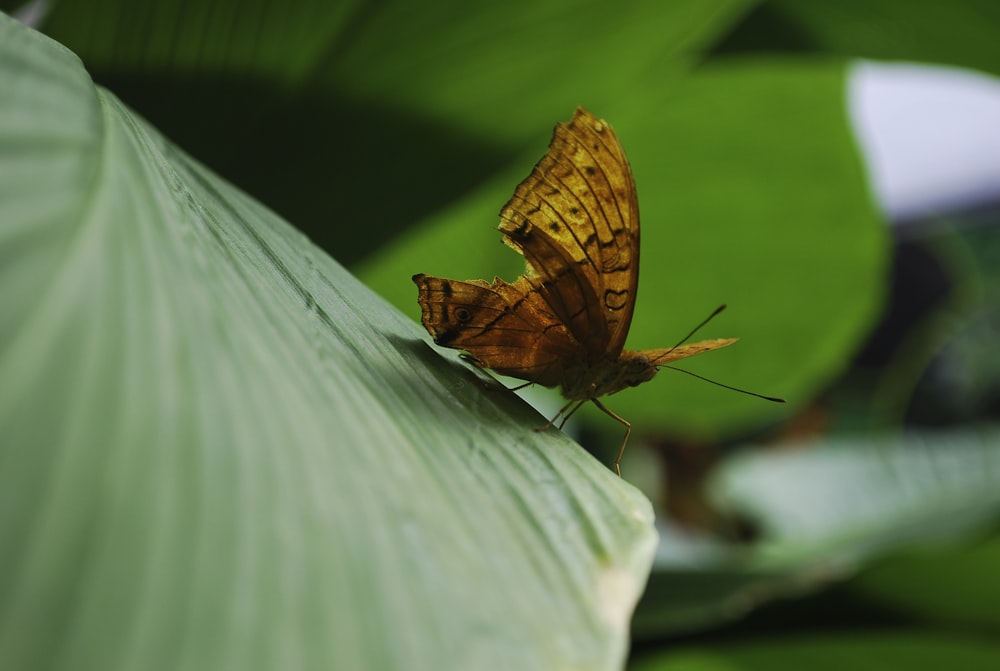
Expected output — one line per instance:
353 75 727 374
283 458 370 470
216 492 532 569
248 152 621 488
0 15 656 670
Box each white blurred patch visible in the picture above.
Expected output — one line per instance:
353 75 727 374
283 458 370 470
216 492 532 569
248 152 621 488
849 61 1000 223
12 0 51 28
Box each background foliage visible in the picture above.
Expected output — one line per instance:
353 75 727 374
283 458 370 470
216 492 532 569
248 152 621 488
3 0 1000 669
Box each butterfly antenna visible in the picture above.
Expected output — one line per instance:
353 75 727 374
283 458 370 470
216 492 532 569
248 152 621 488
663 304 727 356
664 365 785 403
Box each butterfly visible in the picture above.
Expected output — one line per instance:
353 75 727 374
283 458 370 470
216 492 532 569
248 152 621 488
413 107 781 476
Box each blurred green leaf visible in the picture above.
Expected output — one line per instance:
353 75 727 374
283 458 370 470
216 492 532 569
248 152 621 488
712 428 1000 562
632 427 1000 636
717 0 1000 77
359 59 887 436
631 631 1000 671
37 0 755 135
848 535 1000 632
0 14 656 670
29 0 755 265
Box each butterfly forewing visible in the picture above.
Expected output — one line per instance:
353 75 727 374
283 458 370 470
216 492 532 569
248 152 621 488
640 338 738 366
498 107 640 357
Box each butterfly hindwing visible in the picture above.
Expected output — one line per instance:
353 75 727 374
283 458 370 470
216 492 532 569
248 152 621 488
412 273 584 387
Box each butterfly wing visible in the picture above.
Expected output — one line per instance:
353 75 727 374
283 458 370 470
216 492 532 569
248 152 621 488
498 107 640 358
412 273 583 387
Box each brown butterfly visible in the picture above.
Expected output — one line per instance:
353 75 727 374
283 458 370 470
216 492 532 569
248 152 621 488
414 107 781 476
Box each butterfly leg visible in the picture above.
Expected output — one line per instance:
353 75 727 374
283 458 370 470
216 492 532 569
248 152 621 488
555 400 588 430
590 398 630 477
457 354 535 393
535 399 586 433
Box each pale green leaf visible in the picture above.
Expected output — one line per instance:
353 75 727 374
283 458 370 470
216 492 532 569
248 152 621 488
0 15 656 671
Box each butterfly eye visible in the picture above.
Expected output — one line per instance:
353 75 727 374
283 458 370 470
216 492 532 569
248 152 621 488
454 307 473 323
